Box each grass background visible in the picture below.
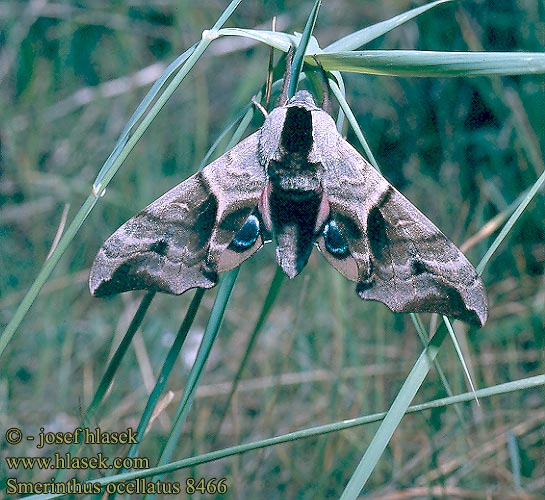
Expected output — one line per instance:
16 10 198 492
1 0 544 498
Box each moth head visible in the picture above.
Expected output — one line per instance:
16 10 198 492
286 90 320 111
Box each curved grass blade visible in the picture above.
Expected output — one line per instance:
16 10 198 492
0 0 244 359
51 291 156 485
288 0 322 98
21 374 545 499
113 289 205 476
217 28 296 53
477 167 545 275
339 326 447 500
145 268 240 497
211 267 285 444
314 50 545 77
216 1 452 60
325 0 452 52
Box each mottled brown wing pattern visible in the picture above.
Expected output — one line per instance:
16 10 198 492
90 87 488 327
319 138 488 327
89 133 267 296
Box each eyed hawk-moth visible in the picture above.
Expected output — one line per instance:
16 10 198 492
90 66 487 327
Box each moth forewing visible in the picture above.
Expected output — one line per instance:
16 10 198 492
89 133 266 296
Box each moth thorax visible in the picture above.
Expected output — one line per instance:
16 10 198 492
268 158 323 191
281 106 313 154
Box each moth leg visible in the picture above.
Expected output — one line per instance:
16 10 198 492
251 97 268 118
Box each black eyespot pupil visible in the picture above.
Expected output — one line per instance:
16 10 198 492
411 259 427 275
149 240 168 256
230 214 260 252
323 219 350 258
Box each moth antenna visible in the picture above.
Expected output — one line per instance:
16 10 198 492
264 16 277 109
277 46 295 106
312 54 332 113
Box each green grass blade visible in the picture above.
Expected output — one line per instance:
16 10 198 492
477 166 545 275
315 50 545 77
85 291 156 424
409 314 466 426
100 289 206 498
0 194 97 359
150 269 240 486
198 100 255 168
507 432 523 490
330 72 347 131
211 267 285 443
124 289 205 462
325 0 452 52
21 374 545 499
339 326 448 500
52 291 155 484
443 316 478 397
288 0 322 98
328 79 381 173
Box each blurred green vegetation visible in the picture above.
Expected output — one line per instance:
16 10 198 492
1 1 543 498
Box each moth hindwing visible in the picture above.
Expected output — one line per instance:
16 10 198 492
90 90 487 327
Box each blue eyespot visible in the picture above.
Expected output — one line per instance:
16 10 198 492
324 219 350 258
229 214 260 252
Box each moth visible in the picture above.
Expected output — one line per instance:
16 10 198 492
90 69 488 327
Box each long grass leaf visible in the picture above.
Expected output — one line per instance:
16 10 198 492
211 267 285 443
327 79 381 172
315 50 545 77
21 374 545 499
125 289 205 462
339 327 448 500
288 0 322 98
149 269 239 486
325 0 452 52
